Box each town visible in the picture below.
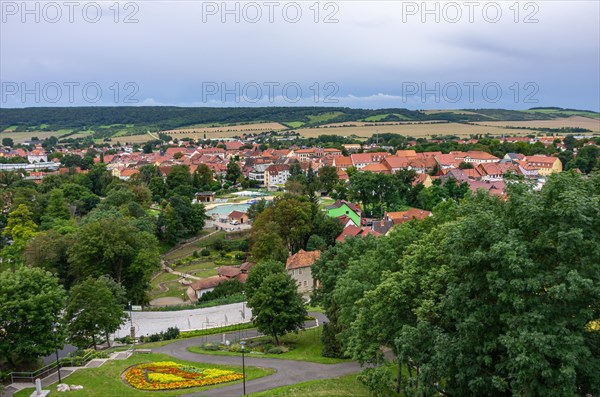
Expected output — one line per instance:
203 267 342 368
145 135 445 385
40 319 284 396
1 118 599 397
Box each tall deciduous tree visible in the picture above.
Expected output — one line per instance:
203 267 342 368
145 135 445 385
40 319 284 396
1 204 38 270
68 217 160 303
318 165 339 193
226 158 242 184
246 261 307 345
66 276 128 349
0 267 66 368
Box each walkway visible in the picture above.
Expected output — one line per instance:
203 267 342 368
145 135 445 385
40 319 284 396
114 301 250 338
155 312 363 396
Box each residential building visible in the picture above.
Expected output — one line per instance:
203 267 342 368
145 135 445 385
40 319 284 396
286 249 321 295
264 164 290 188
525 155 562 176
325 200 362 227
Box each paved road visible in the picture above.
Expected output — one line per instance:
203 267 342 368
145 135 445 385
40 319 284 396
114 302 251 338
156 313 362 397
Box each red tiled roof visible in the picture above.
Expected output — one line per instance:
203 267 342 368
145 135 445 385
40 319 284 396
228 210 247 219
218 266 242 278
190 276 228 291
335 225 362 242
386 208 431 224
286 249 321 270
362 163 389 173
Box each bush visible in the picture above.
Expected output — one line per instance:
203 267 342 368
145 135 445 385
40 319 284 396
201 248 211 257
357 366 396 397
201 343 220 351
266 346 287 354
163 327 180 340
228 343 243 353
198 279 244 303
193 250 200 258
139 326 180 343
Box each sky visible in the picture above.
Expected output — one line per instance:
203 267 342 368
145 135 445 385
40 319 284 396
1 0 599 110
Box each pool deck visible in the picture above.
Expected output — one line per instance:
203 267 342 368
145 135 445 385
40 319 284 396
204 196 274 210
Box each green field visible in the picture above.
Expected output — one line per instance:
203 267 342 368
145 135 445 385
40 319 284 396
13 353 274 397
363 113 411 122
247 374 370 397
188 327 349 365
523 109 600 118
307 112 345 124
284 121 305 128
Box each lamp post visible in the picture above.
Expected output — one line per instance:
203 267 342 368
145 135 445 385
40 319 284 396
241 290 245 319
240 341 246 395
52 322 62 384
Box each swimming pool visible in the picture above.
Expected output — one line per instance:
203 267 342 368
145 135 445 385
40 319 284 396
206 203 251 216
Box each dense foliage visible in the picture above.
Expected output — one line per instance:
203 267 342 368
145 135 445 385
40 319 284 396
245 261 307 345
0 161 208 368
313 172 600 396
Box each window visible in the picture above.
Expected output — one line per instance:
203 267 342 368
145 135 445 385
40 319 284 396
298 269 302 275
303 281 307 286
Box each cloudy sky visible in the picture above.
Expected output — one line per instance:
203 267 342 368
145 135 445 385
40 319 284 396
1 0 599 109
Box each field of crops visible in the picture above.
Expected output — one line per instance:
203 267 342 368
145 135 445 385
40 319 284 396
472 116 600 132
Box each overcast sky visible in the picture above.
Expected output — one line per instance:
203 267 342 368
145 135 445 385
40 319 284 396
1 0 599 109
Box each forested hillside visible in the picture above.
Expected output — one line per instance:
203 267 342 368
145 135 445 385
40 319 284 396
2 106 592 134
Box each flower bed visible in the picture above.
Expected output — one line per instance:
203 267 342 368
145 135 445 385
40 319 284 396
123 361 243 390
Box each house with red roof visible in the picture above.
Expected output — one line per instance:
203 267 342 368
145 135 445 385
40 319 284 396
286 250 321 295
385 208 432 225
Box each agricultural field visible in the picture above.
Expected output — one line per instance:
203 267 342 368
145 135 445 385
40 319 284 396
162 122 288 138
0 129 93 143
362 113 412 121
294 121 533 138
522 109 600 118
473 116 600 132
306 111 345 124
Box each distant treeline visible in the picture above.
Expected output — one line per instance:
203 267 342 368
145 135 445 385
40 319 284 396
0 106 579 133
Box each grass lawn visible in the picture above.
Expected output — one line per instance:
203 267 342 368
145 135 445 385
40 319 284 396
173 260 218 275
187 327 349 365
164 231 226 261
247 374 369 397
14 353 274 397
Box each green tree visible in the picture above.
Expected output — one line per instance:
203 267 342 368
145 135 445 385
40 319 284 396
2 137 14 147
66 276 128 349
246 263 307 345
226 158 242 184
306 234 327 251
318 165 339 193
193 164 214 190
250 224 289 262
0 267 67 368
1 204 38 269
68 217 160 303
40 189 71 229
166 165 194 197
24 230 74 288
